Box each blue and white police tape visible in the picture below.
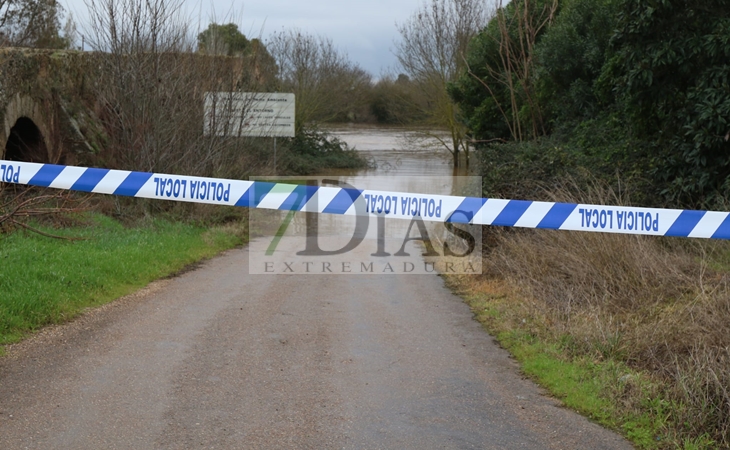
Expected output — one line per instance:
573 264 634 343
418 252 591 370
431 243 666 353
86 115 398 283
2 159 730 240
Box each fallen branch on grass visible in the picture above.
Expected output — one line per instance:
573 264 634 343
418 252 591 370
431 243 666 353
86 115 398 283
0 185 90 240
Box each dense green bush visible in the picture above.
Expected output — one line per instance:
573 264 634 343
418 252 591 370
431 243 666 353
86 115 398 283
535 0 619 125
279 127 370 175
602 0 730 206
452 0 730 208
477 113 651 204
449 0 552 143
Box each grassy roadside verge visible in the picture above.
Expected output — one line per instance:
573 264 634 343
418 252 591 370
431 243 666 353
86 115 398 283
446 276 674 449
445 229 730 449
0 213 246 350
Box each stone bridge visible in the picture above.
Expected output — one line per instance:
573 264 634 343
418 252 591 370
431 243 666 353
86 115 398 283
0 48 265 168
0 49 99 165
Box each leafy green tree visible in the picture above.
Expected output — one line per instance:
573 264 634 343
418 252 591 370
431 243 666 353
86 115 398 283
602 0 730 205
451 0 730 207
196 24 277 90
0 0 69 48
449 0 558 144
198 23 249 56
247 37 278 89
448 18 513 143
534 0 619 124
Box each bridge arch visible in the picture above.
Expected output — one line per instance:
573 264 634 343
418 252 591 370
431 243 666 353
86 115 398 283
5 117 49 162
1 94 54 163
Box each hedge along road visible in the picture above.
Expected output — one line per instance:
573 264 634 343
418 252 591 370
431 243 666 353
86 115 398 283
0 127 632 449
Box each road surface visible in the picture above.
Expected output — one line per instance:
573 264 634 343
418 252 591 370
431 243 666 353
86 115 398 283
1 127 632 448
0 246 632 449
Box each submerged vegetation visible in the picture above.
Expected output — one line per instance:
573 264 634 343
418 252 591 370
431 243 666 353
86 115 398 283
279 128 370 175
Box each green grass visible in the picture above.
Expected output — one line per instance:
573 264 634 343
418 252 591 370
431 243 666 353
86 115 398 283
0 213 244 347
497 328 666 448
460 289 676 449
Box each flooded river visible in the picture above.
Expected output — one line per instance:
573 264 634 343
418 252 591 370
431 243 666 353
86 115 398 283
327 125 456 178
326 124 477 199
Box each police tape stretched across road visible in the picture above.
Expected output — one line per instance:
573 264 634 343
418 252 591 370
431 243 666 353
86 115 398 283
2 159 729 240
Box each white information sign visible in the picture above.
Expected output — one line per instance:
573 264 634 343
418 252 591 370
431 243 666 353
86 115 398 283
204 92 295 138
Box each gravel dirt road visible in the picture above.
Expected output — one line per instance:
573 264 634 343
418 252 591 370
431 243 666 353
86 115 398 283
0 245 633 449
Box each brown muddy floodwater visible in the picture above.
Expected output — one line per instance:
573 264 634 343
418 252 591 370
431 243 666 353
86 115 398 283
326 124 458 178
324 124 477 203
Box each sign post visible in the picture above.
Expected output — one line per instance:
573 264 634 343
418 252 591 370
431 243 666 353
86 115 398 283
204 92 295 173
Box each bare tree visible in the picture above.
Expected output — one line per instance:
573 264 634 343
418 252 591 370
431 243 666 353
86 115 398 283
465 0 557 141
394 0 491 167
84 0 190 54
267 29 368 132
82 0 275 180
84 0 192 173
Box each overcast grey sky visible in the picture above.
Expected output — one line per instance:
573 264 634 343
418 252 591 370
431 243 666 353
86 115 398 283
59 0 431 77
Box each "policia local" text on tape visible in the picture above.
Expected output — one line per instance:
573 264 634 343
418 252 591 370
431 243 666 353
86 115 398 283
2 160 729 240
